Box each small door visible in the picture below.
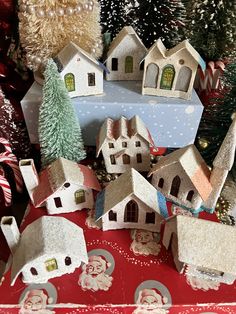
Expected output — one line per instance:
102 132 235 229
45 258 58 272
170 175 181 197
88 73 96 86
64 73 75 92
144 63 159 88
123 154 130 164
112 58 118 71
160 65 175 90
175 66 192 92
125 56 133 73
75 189 85 204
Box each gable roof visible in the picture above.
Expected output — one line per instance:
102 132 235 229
55 41 107 73
167 215 236 275
96 168 161 220
144 39 206 71
107 26 147 57
148 145 212 201
96 115 155 156
11 216 88 285
33 158 101 207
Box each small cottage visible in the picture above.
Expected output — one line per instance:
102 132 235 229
20 157 101 215
95 168 165 232
163 215 236 284
1 216 88 285
105 26 147 81
96 115 155 174
54 42 107 97
142 39 206 100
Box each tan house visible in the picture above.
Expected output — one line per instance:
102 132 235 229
95 168 164 232
105 26 147 81
142 39 206 100
96 115 155 174
163 215 236 284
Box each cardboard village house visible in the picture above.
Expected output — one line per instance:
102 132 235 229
96 115 155 174
142 39 206 100
163 215 236 284
19 157 101 215
95 168 166 232
1 216 88 285
105 26 147 81
148 116 236 214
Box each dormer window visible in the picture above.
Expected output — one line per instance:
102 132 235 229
108 143 114 148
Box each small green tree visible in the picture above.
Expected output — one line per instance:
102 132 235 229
39 59 86 168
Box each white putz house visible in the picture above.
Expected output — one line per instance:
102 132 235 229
1 216 88 285
54 42 107 97
105 26 147 81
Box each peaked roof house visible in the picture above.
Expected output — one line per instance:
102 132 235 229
142 39 206 100
54 42 107 97
105 26 147 81
96 115 155 173
20 157 101 215
95 168 166 232
163 215 236 284
1 216 88 285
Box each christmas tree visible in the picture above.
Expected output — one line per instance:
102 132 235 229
135 0 186 48
0 87 31 159
39 59 86 168
18 0 103 70
185 0 236 61
196 62 236 166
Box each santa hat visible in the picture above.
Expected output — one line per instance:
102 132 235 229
22 289 53 306
88 255 111 270
138 288 168 305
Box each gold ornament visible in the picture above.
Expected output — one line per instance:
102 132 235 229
198 137 209 149
216 195 235 226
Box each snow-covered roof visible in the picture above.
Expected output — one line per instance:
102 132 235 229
166 215 236 275
33 157 101 207
96 115 155 156
96 168 161 220
145 39 206 71
11 216 88 285
148 145 212 201
107 26 147 57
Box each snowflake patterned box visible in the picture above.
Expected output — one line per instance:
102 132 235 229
21 80 204 147
0 203 236 314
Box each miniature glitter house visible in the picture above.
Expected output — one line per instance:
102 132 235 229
163 215 236 284
96 115 155 174
142 39 206 100
95 168 165 232
105 26 147 81
1 216 88 285
19 157 101 215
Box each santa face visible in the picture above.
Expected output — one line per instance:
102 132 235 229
24 296 43 311
141 295 162 309
136 230 154 244
86 261 104 276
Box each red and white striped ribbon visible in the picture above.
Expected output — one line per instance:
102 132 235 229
0 167 12 206
0 151 23 193
0 138 12 153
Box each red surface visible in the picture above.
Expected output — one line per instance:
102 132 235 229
0 202 235 313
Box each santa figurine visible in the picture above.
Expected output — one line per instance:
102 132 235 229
133 288 168 314
19 289 55 314
78 255 113 292
130 230 161 256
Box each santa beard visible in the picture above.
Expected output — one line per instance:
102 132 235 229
131 241 161 256
78 272 113 292
19 308 55 314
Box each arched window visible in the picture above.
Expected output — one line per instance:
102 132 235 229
175 66 192 92
64 73 75 92
65 256 72 266
109 210 117 221
144 63 159 88
123 154 130 164
170 175 181 197
186 190 194 202
75 189 85 204
158 178 164 188
136 154 142 163
160 65 175 90
30 267 38 276
125 56 133 73
124 200 139 222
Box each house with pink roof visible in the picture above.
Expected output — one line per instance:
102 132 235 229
19 157 101 215
96 115 155 174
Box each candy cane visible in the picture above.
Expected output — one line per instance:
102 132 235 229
0 138 12 153
0 168 12 206
0 152 23 193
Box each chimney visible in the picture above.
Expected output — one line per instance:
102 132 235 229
19 159 39 203
1 216 20 254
